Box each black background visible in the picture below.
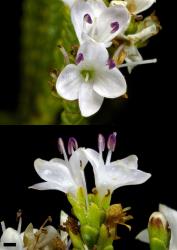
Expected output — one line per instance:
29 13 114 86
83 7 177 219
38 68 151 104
0 0 176 249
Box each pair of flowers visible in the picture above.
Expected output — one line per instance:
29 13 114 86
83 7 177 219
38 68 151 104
56 0 157 117
29 133 151 199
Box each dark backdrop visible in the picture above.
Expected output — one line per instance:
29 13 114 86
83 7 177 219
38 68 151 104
0 125 176 249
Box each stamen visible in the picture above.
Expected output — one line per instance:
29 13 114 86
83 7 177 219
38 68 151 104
107 58 116 69
106 132 117 165
68 137 78 155
57 44 70 65
16 209 23 233
107 132 117 152
58 138 69 163
84 14 93 24
111 21 119 33
17 217 22 233
1 221 6 232
98 134 105 153
118 58 157 69
76 53 84 65
40 216 52 230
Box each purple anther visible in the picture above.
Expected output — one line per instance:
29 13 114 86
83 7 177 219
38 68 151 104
107 58 116 69
107 132 117 152
110 21 119 33
68 137 78 155
58 138 65 154
84 14 93 24
76 53 84 65
98 134 105 152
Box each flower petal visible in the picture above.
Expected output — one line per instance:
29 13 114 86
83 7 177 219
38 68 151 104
83 148 104 190
33 159 76 192
56 64 81 100
79 82 104 117
71 0 93 44
104 163 151 191
111 155 138 169
159 204 177 250
87 0 106 17
69 148 88 186
83 148 104 170
29 181 70 194
78 39 109 66
93 67 126 98
136 229 149 243
126 0 156 14
93 5 130 46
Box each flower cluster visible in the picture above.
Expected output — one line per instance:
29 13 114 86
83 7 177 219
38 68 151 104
56 0 160 117
28 132 151 249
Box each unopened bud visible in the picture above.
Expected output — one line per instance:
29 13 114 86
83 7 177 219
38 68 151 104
148 212 171 250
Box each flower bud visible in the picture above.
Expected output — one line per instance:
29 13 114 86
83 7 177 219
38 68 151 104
148 212 171 250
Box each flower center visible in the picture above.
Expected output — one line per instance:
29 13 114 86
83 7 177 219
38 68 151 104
81 69 95 82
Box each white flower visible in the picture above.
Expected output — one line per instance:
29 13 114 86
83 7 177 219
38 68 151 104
71 0 130 47
136 204 177 250
56 40 126 117
29 138 88 197
0 221 23 250
83 132 151 197
110 0 156 15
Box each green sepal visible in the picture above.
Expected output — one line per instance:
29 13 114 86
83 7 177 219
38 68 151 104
149 238 168 250
87 202 105 229
67 189 87 225
80 225 99 249
69 230 85 250
96 224 113 250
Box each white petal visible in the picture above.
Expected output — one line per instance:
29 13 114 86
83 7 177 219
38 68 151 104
33 159 76 192
71 0 93 44
136 229 149 243
93 5 130 46
104 163 151 191
79 82 104 117
69 148 88 186
87 0 106 17
126 0 156 14
159 204 177 250
56 64 81 100
1 228 23 250
93 67 126 98
78 40 109 66
83 148 104 189
29 181 70 194
111 155 138 169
